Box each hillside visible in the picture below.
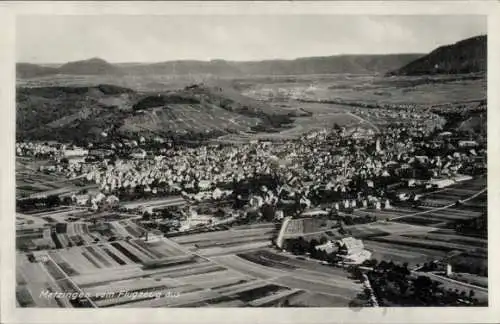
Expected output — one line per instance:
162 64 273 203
388 35 487 76
57 57 122 75
122 54 423 76
17 54 423 79
16 84 138 141
16 83 293 142
17 63 59 78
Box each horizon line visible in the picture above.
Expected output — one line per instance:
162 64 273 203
17 33 487 66
18 51 428 66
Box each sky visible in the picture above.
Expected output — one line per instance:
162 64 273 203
16 15 487 63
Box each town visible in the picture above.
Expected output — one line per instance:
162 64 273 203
16 111 487 307
13 14 488 309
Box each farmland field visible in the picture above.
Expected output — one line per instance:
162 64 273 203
242 75 486 106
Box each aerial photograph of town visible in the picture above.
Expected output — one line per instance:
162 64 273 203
14 14 487 308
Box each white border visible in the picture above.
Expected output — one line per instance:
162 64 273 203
1 2 499 324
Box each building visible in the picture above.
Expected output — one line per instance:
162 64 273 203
179 214 213 231
63 147 89 158
428 178 455 189
130 148 147 159
72 194 90 206
438 131 453 137
315 240 337 254
454 174 473 182
198 180 212 191
458 140 478 148
89 149 114 159
68 156 86 165
301 209 328 217
376 138 382 153
275 210 285 220
336 237 372 265
446 264 453 276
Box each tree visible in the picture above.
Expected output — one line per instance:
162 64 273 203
308 239 319 257
295 237 309 255
46 195 60 208
343 215 354 226
362 258 378 268
62 196 73 205
315 249 328 261
326 252 338 264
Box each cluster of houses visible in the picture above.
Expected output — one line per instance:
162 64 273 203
16 142 59 157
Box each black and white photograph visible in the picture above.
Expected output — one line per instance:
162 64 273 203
1 1 499 323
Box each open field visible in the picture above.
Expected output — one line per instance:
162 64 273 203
367 235 486 255
212 250 363 304
281 217 337 237
19 227 363 307
242 74 486 106
16 158 94 198
363 240 448 266
120 196 186 210
215 111 376 143
171 226 276 255
348 221 436 238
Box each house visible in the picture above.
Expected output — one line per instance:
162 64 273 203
336 237 372 265
454 174 473 182
438 131 453 137
198 180 212 191
301 209 328 217
458 140 478 148
428 178 455 189
90 149 114 159
68 156 86 165
72 194 90 206
337 237 364 255
275 210 285 220
130 148 146 159
179 214 213 231
105 195 119 206
63 147 89 158
315 241 337 254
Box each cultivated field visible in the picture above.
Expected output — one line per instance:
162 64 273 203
242 74 486 106
17 216 366 308
347 176 487 289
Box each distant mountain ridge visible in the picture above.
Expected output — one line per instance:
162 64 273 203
58 57 122 75
17 63 59 78
388 35 487 76
17 54 424 78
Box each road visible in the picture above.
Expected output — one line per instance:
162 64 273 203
414 271 488 293
345 112 380 133
411 271 488 302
